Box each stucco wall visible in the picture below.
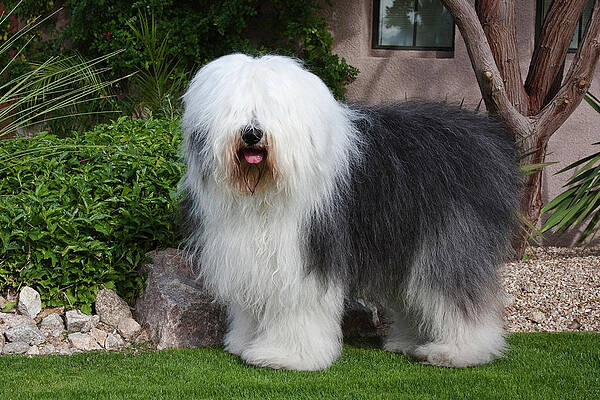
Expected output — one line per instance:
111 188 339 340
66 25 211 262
323 0 600 246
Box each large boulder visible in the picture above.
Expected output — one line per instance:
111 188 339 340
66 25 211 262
136 249 390 349
135 249 226 349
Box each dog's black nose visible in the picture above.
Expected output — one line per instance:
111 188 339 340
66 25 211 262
242 127 263 146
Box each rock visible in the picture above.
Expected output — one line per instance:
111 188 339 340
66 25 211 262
17 287 42 318
65 310 99 332
27 345 40 355
135 249 226 349
2 341 30 354
117 317 141 340
530 310 545 323
58 345 74 356
5 323 46 345
0 328 4 353
90 327 108 347
67 332 102 351
568 319 582 330
0 295 6 309
39 344 56 355
342 299 389 338
95 289 132 328
105 333 125 350
96 321 116 334
40 313 65 337
35 307 65 323
0 312 36 329
134 327 150 344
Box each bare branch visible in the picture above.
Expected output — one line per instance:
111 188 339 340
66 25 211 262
440 0 531 138
537 0 600 135
525 0 588 114
475 0 528 114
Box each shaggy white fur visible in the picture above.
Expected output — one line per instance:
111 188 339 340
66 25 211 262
180 53 512 371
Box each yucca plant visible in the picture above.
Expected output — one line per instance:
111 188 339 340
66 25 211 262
126 12 187 119
540 93 600 245
0 2 121 138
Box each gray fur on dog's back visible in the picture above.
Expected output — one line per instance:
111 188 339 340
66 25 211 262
305 102 519 317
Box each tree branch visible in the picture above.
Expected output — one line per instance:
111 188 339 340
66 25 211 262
524 0 588 114
475 0 528 114
440 0 532 139
537 0 600 136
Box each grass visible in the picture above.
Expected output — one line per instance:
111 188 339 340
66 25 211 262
0 333 598 399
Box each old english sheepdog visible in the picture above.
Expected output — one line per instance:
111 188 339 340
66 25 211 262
180 54 519 371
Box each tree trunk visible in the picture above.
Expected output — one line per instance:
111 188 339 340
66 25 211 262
441 0 600 258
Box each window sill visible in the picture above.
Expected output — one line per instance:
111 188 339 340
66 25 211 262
369 48 454 59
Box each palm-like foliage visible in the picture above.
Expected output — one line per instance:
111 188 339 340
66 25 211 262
541 93 600 245
126 12 186 119
0 2 121 137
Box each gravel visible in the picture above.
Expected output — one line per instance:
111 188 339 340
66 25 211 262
502 247 600 333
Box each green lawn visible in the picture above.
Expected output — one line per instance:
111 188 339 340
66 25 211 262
1 333 598 399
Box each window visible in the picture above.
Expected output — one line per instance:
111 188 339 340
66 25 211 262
537 0 594 51
372 0 454 50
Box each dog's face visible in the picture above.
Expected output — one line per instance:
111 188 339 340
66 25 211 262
182 54 357 198
231 123 275 195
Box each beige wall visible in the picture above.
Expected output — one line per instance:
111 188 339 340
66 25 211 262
323 0 600 246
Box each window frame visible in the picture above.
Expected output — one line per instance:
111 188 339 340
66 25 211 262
535 0 591 53
371 0 455 51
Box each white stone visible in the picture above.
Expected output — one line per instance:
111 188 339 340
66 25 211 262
40 313 65 337
17 287 41 318
90 327 108 347
0 312 36 329
39 344 56 355
531 311 545 323
5 323 46 345
2 341 30 354
67 332 102 351
65 310 99 332
95 289 132 327
117 317 141 339
105 333 125 350
27 345 40 355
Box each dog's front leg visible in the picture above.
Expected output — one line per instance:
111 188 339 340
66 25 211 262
224 304 258 357
240 284 344 371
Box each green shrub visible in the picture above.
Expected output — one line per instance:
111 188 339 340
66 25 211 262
0 117 184 309
14 0 358 101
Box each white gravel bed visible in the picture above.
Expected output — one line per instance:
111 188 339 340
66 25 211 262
502 247 600 333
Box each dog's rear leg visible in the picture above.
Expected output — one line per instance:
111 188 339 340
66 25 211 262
383 307 424 355
404 282 506 367
240 284 344 371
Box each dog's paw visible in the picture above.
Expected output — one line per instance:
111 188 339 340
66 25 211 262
411 343 494 368
223 332 250 357
240 345 334 371
383 338 417 355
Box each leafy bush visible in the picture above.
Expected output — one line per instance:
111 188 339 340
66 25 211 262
15 0 358 101
540 93 600 245
0 117 184 309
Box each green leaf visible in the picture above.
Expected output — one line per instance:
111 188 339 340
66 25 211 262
2 301 16 312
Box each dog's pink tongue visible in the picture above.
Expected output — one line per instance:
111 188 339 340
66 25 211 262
244 149 264 164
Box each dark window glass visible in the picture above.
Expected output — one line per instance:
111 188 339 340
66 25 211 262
373 0 454 50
